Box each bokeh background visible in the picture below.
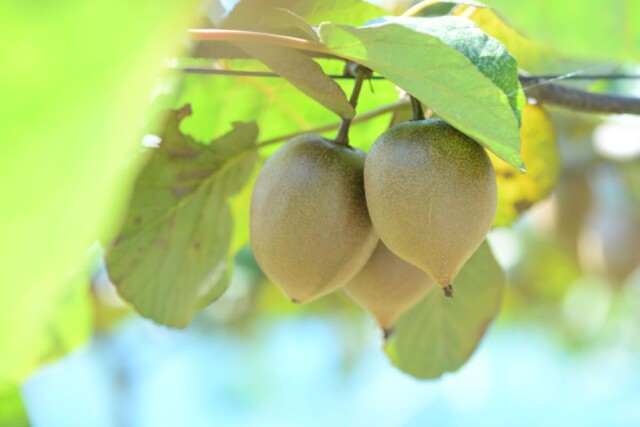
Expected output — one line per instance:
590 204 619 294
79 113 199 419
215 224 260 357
2 0 640 425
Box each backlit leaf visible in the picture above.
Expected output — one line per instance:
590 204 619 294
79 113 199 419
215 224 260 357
175 61 400 149
222 0 385 30
319 19 523 168
374 16 524 124
260 8 320 41
235 44 355 119
106 106 259 327
385 242 505 379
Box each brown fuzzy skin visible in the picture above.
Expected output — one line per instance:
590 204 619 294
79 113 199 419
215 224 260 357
364 119 497 288
345 241 434 329
250 135 378 303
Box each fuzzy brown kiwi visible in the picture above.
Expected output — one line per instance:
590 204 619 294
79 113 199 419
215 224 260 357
345 241 434 330
250 134 378 303
364 119 496 295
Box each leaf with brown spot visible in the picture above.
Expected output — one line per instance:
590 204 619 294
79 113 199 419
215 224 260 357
105 106 259 327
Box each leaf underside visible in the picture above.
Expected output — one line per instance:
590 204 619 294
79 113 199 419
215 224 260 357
106 106 259 327
319 19 523 168
385 241 505 379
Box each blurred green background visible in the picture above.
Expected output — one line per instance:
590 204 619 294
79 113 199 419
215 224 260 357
2 0 640 425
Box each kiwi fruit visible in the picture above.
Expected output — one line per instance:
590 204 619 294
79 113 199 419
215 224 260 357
364 119 496 295
250 134 378 303
345 241 434 330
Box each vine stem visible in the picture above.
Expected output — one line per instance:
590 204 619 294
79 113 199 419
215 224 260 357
256 99 410 149
521 76 640 115
187 29 640 115
174 66 640 82
334 66 370 146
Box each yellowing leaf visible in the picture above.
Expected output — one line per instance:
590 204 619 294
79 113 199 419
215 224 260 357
490 103 561 227
480 0 640 62
454 5 560 72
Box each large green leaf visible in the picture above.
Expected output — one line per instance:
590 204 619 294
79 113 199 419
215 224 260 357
175 60 401 147
0 0 198 382
376 16 524 125
318 20 523 168
385 242 505 379
484 0 640 62
105 106 259 327
234 44 355 119
260 8 320 41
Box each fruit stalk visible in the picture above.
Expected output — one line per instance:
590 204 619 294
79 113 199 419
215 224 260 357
335 66 371 146
410 96 425 121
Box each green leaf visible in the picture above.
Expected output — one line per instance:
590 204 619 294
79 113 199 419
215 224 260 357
376 16 524 125
318 20 523 168
175 61 400 148
304 0 386 25
0 0 199 382
483 0 640 62
234 44 355 119
105 106 259 327
385 242 505 379
0 383 29 427
260 8 320 41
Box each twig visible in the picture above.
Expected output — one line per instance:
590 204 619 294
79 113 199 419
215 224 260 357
256 99 410 148
174 66 640 82
521 76 640 115
176 67 386 79
336 66 371 145
523 74 640 80
174 66 640 115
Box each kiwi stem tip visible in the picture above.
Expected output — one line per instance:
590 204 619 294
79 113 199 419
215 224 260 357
443 284 453 298
382 327 394 340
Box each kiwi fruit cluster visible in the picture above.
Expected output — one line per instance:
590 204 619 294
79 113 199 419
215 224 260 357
250 118 497 328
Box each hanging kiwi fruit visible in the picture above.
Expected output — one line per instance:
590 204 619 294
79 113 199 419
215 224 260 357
250 134 378 303
345 241 434 331
364 119 497 296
